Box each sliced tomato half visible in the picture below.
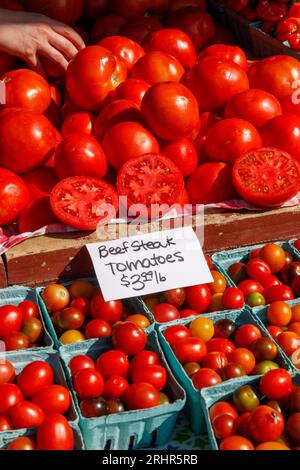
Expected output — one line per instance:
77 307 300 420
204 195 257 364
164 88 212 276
116 153 184 210
50 176 119 230
233 147 300 208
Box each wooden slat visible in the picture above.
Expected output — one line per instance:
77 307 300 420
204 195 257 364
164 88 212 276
0 256 7 288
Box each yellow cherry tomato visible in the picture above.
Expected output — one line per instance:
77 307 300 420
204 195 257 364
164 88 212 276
126 314 150 329
189 317 214 342
59 330 85 345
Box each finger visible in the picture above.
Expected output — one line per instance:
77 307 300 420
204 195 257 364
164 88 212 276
39 44 69 72
51 24 85 50
48 31 78 59
25 54 46 77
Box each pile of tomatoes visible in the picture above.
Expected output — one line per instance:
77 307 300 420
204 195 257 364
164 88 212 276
69 323 171 418
1 1 300 235
0 299 45 351
209 368 300 450
226 243 299 308
163 315 284 390
41 279 150 345
0 359 75 449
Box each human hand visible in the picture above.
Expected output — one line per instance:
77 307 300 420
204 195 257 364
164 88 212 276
0 9 85 74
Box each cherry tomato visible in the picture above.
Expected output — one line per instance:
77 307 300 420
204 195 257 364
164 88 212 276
70 297 90 317
277 331 300 356
221 363 246 381
209 402 239 421
17 361 54 399
0 383 23 415
0 360 15 385
247 258 272 283
208 293 224 312
267 301 292 326
289 322 300 336
32 384 71 415
267 325 284 339
69 355 95 376
7 437 36 451
214 319 236 339
260 368 293 400
90 292 123 325
124 382 159 410
130 51 185 84
80 396 106 418
9 401 45 429
186 285 212 313
37 414 74 450
69 280 94 300
184 362 201 378
253 360 279 376
233 385 260 412
173 337 207 363
73 369 104 400
206 338 236 356
208 271 227 295
106 398 125 415
245 292 266 308
96 350 129 379
4 332 30 351
103 375 129 399
219 435 254 450
85 319 112 339
42 284 70 313
164 325 191 349
202 352 228 372
180 309 198 318
189 317 215 342
192 368 222 390
18 300 39 321
153 304 180 323
238 280 264 296
250 338 278 362
132 365 167 391
234 324 262 348
162 289 186 309
213 414 237 440
58 308 85 331
260 244 287 273
129 350 160 378
21 318 43 343
248 405 284 442
227 348 256 375
0 416 14 431
227 262 247 285
0 305 22 338
263 285 294 304
59 330 85 345
222 287 245 309
287 413 300 443
112 322 147 355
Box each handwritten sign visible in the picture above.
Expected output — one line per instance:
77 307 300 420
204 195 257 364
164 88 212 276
87 227 213 301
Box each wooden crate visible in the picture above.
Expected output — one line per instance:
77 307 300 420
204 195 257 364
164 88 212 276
0 256 7 288
250 24 300 59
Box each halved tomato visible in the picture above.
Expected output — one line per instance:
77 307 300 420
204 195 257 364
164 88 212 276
50 176 119 230
232 147 300 207
117 153 184 212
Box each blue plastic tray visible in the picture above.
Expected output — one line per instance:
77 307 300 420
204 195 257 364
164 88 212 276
37 278 155 352
0 286 54 354
60 328 186 450
201 373 300 450
157 308 291 435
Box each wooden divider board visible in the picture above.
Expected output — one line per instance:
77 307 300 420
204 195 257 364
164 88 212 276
0 256 7 288
3 205 300 287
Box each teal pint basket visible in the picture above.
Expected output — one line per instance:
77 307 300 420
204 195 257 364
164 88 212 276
157 308 291 435
37 278 155 352
290 238 300 258
59 328 186 450
201 372 300 450
0 286 54 354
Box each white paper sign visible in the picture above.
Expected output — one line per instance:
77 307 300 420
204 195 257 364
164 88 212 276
87 227 214 301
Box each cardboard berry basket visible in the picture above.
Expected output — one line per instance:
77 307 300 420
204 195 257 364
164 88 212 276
157 308 292 435
59 327 186 451
252 297 300 373
0 423 85 450
200 373 299 450
0 350 79 444
212 241 300 303
250 22 300 60
207 0 228 25
0 286 54 355
36 277 155 352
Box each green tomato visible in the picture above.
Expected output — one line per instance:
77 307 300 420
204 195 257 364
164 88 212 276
245 292 266 307
233 385 260 412
253 360 279 376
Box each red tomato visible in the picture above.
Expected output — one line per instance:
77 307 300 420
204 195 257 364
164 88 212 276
129 351 160 378
222 288 245 309
168 0 206 12
1 168 28 226
96 350 129 378
120 16 163 44
54 133 107 180
267 325 283 339
124 382 159 410
61 100 81 121
206 338 236 355
199 44 248 71
233 148 300 208
227 348 256 375
225 89 282 128
186 285 212 313
4 332 29 351
202 352 228 372
163 288 186 309
69 355 95 376
18 196 59 233
220 435 254 450
32 384 71 415
260 115 300 162
0 360 15 385
82 0 108 21
102 121 159 171
25 0 83 24
66 46 127 112
22 167 58 202
210 401 239 421
90 292 123 324
61 113 95 137
17 361 54 399
85 319 111 339
141 82 199 141
112 322 147 355
164 325 191 348
70 297 90 317
116 153 184 210
0 383 23 415
9 401 45 429
238 280 264 295
50 176 118 230
186 162 237 204
234 324 262 348
205 118 262 165
166 7 215 51
98 36 144 71
0 109 57 174
7 436 36 451
143 28 197 70
91 15 126 42
260 368 293 400
94 99 141 141
161 139 198 178
263 285 294 304
213 414 237 440
248 55 300 101
185 57 249 112
132 364 167 391
103 375 129 399
248 405 284 442
110 0 169 18
277 331 300 356
153 304 180 323
37 414 74 450
73 369 104 399
1 69 51 113
0 305 22 338
192 368 222 390
173 337 207 363
0 416 12 431
130 51 185 84
113 79 150 107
